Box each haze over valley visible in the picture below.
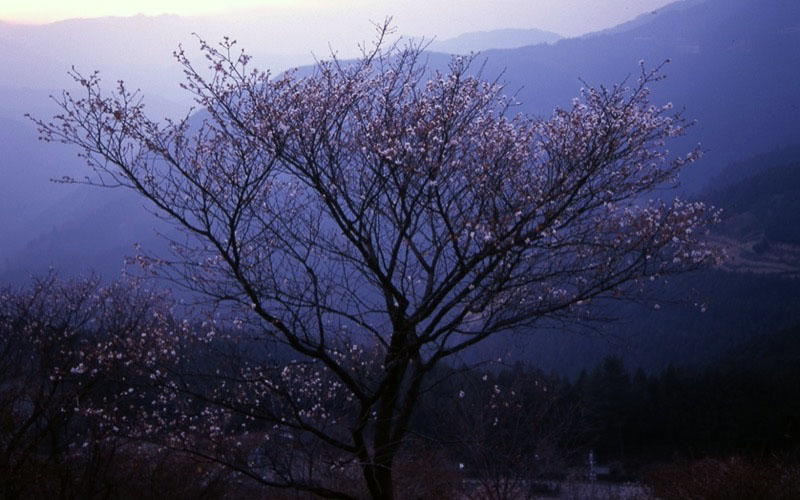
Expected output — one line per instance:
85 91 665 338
3 1 799 369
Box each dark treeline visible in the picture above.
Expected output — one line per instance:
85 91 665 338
412 322 800 475
709 155 800 246
572 338 800 463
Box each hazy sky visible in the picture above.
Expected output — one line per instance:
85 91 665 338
2 0 678 38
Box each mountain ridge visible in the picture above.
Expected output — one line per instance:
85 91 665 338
5 0 800 278
422 27 562 54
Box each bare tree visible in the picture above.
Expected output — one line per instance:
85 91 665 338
32 25 720 498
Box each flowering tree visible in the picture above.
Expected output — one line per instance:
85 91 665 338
32 26 720 498
0 275 118 498
0 275 248 498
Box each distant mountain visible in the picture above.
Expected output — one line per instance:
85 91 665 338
0 187 170 284
0 16 189 106
0 14 312 281
0 116 81 259
707 151 800 275
0 115 172 282
583 0 706 37
3 0 800 301
2 0 800 382
497 149 800 377
707 145 800 189
470 0 800 191
424 28 562 54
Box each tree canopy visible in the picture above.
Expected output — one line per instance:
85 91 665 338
32 27 720 498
